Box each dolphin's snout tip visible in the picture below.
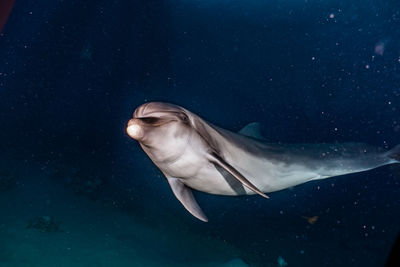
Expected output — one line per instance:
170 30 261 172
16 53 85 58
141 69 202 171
127 119 143 140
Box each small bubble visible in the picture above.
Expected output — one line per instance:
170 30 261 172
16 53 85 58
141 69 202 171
329 13 335 19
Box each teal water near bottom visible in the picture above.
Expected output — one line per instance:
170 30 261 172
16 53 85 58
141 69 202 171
0 148 399 266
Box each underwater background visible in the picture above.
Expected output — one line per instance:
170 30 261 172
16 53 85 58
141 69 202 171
1 0 400 266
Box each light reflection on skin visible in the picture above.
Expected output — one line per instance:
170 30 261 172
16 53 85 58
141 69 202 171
127 123 142 139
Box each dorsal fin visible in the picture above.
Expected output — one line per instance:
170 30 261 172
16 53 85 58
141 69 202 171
238 122 265 140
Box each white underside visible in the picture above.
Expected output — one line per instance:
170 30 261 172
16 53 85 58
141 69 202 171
182 154 328 195
164 137 390 196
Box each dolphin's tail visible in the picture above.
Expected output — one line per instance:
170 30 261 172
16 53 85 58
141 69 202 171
386 145 400 162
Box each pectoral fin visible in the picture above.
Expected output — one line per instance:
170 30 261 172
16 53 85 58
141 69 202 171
166 176 208 222
208 152 269 199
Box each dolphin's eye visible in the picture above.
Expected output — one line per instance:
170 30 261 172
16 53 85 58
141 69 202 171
180 113 189 124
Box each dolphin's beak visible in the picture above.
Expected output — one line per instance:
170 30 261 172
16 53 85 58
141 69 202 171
127 119 144 140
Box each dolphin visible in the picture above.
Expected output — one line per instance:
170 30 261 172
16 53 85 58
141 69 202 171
126 102 400 222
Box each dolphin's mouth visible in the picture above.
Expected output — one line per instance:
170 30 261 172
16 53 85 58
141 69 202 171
131 116 177 127
137 117 164 125
141 117 176 127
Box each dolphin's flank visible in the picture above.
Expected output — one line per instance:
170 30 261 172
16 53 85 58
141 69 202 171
126 102 400 222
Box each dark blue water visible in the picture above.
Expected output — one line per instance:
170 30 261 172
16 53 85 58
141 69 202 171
0 0 399 266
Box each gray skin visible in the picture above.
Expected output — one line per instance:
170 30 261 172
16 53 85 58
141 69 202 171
126 102 400 222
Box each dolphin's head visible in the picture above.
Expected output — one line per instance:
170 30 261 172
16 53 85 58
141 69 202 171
127 102 194 157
